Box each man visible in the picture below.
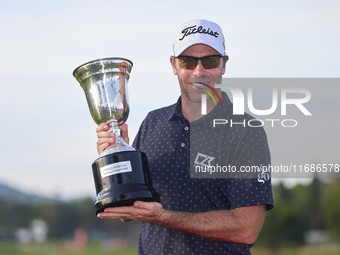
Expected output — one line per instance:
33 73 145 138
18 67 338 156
96 19 273 255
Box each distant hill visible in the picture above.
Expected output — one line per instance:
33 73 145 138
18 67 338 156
0 183 60 204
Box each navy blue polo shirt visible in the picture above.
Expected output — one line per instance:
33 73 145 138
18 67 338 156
133 92 273 255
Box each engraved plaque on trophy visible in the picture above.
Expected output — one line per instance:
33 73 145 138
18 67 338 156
73 58 160 214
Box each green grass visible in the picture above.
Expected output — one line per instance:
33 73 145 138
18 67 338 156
1 241 340 255
0 241 138 255
251 246 340 255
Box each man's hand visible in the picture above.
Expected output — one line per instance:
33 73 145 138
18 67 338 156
96 121 130 155
97 201 266 244
97 201 165 223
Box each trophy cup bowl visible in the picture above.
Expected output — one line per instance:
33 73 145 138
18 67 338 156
73 57 160 214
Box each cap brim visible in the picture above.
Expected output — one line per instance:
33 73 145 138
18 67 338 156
174 39 225 57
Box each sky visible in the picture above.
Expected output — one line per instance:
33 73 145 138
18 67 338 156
0 0 339 200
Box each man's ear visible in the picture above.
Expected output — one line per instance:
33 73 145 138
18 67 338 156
170 56 178 75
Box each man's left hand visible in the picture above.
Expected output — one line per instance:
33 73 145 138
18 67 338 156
97 201 165 223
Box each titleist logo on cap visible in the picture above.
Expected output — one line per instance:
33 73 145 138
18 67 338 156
179 25 219 41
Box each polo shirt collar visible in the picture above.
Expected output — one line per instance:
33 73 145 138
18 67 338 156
167 96 185 122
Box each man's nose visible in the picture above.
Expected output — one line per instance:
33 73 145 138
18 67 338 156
192 60 207 77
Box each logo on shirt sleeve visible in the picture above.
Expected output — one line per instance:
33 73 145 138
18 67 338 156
257 168 271 183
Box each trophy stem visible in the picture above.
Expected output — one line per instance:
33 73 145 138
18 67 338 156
109 119 121 138
99 119 135 157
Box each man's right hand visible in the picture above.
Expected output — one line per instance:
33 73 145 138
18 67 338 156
96 121 130 155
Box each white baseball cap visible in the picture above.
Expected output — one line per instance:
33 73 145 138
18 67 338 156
173 19 226 57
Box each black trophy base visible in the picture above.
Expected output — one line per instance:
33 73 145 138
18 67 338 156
92 150 160 215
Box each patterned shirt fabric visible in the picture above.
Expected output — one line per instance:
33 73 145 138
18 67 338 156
132 92 274 255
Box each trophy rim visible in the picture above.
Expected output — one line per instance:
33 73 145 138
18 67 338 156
72 57 133 78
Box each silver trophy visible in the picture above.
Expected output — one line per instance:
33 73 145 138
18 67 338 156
73 57 160 214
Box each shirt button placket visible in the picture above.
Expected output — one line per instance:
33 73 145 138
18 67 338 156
181 126 189 148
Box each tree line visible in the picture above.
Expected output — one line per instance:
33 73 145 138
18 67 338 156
1 178 339 248
255 178 340 249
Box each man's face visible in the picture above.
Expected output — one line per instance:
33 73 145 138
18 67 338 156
170 44 227 103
